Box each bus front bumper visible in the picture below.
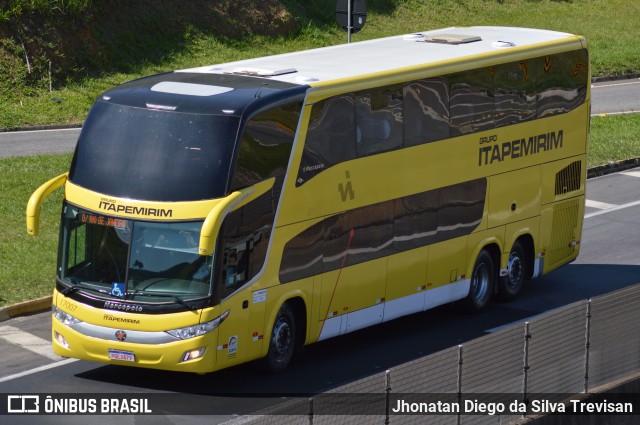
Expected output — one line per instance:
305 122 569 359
51 316 218 373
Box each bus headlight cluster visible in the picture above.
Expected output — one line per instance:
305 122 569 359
166 310 230 340
52 305 82 326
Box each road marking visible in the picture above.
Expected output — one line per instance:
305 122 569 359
591 79 640 89
592 110 640 117
585 199 617 210
485 313 544 334
219 416 264 425
0 326 62 361
621 171 640 178
0 358 78 384
585 199 640 219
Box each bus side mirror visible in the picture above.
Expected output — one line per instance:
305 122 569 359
198 178 274 256
26 173 68 236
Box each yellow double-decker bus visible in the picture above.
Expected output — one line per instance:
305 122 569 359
28 26 589 373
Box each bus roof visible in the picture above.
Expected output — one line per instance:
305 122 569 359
179 26 584 86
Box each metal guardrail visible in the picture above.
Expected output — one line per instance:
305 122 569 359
242 283 640 424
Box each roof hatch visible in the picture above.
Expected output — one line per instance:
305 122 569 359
229 67 298 77
423 33 482 45
150 81 233 96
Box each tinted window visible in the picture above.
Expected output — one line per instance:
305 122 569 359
230 101 301 191
294 49 588 185
537 50 588 118
280 179 487 283
217 191 274 299
449 67 494 136
494 60 537 127
404 77 450 146
69 101 239 202
297 95 356 186
355 85 403 156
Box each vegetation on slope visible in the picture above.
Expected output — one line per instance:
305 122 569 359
1 0 640 128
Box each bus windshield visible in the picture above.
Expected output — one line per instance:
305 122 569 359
68 101 240 202
58 204 213 303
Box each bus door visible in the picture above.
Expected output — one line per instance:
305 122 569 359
217 289 251 369
214 202 273 368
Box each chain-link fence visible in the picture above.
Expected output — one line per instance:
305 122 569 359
243 283 640 424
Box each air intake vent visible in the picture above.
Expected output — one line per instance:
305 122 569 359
555 161 582 196
423 33 482 45
230 67 297 77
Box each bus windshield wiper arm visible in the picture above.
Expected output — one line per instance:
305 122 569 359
62 279 109 296
128 290 197 310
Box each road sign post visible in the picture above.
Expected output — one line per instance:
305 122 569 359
336 0 367 43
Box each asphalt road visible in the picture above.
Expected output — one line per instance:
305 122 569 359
0 127 80 158
591 78 640 115
0 78 639 159
1 166 639 424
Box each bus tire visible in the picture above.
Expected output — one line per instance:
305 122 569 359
465 249 495 313
265 303 296 373
497 241 526 302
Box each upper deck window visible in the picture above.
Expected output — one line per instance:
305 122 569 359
229 100 302 192
69 101 240 202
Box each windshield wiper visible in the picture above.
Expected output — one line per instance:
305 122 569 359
127 290 198 310
61 279 110 296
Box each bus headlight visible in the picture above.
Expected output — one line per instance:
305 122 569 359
54 331 69 348
166 309 230 340
52 306 82 326
181 348 206 362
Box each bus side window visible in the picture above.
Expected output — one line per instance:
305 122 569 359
494 60 537 127
217 191 274 299
230 101 301 192
355 85 403 157
278 220 324 284
404 77 450 146
449 67 494 136
297 95 356 186
537 49 588 118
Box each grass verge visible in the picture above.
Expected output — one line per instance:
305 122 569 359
0 154 71 306
589 114 640 167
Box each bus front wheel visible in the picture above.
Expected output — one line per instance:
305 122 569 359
465 249 495 313
265 303 296 373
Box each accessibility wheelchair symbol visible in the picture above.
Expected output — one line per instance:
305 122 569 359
111 282 125 298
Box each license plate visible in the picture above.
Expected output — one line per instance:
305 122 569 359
108 349 135 362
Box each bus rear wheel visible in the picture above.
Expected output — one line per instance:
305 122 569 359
465 249 495 313
497 241 526 301
265 303 296 373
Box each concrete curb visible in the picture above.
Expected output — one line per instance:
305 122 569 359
0 295 53 322
591 73 640 83
0 123 82 133
587 158 640 178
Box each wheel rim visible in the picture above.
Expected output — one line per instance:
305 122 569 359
272 318 291 359
506 253 523 291
472 262 490 303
